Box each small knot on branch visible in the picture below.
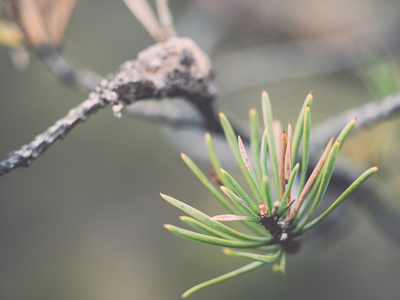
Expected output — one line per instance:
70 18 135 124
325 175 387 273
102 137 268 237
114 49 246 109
103 37 217 113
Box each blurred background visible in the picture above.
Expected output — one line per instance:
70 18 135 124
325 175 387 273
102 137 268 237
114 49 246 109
0 0 400 299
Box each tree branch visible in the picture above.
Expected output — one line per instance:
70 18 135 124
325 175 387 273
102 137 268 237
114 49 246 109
39 45 102 92
215 17 400 97
310 91 400 154
0 36 218 176
0 92 110 176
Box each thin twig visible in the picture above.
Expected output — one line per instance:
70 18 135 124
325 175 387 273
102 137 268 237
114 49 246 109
0 37 218 176
0 92 111 176
310 91 400 155
39 45 102 92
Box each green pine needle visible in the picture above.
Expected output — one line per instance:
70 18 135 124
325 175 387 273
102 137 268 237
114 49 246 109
223 248 282 263
261 91 280 196
292 92 313 167
302 166 379 232
181 261 265 298
299 105 311 192
164 224 267 248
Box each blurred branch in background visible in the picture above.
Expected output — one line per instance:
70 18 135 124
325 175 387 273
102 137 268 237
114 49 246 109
310 91 400 154
214 17 400 97
175 1 400 133
38 44 101 92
